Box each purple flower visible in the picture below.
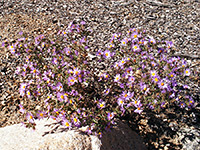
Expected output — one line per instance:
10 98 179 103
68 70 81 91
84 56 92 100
104 89 110 95
179 102 186 108
114 74 121 83
57 92 66 102
26 112 35 123
86 126 93 135
132 44 140 52
134 102 143 114
9 45 16 54
80 36 86 44
169 72 176 79
151 61 157 67
158 79 168 89
149 38 156 44
152 75 160 83
166 41 173 49
26 90 31 98
131 31 138 39
62 119 72 129
133 99 141 107
188 97 194 108
105 122 112 131
72 116 81 127
52 57 58 65
19 83 27 96
114 62 120 69
19 31 23 35
107 112 115 121
96 49 103 56
121 91 132 101
161 101 166 108
81 21 86 25
117 98 124 107
104 50 111 59
150 70 157 78
30 66 39 75
97 99 106 109
19 104 25 114
108 43 115 48
140 83 149 95
68 76 77 86
112 33 120 40
128 76 135 83
73 68 81 77
36 110 46 120
119 59 126 66
184 68 190 76
56 82 63 91
121 38 128 46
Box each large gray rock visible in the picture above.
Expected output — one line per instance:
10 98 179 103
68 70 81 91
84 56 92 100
0 118 147 150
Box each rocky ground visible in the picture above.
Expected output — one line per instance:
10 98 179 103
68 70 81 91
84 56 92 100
0 0 200 149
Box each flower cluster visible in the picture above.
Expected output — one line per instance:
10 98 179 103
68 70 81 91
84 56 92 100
2 22 196 137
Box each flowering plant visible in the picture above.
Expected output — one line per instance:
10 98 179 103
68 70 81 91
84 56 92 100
2 22 195 136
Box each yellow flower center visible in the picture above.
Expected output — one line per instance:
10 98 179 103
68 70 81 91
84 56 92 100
29 116 33 119
170 74 173 77
70 79 74 83
27 91 30 95
134 35 137 38
152 73 155 76
73 118 77 122
40 113 43 117
161 82 164 86
100 104 104 108
154 78 158 82
65 122 69 127
105 53 109 56
33 69 36 73
60 95 64 99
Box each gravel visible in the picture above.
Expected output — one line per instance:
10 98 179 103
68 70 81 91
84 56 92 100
0 0 199 149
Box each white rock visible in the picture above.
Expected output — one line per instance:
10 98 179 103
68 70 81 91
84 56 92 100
0 118 147 150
